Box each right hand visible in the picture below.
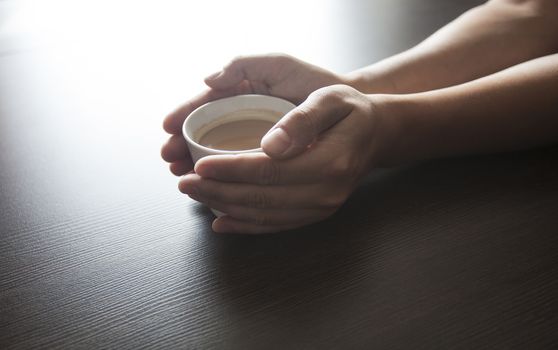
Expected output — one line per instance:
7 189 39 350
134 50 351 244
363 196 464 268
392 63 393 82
161 53 347 176
178 85 391 233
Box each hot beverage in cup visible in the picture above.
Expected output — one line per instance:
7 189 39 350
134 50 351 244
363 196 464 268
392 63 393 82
183 95 295 162
195 109 281 151
182 95 296 216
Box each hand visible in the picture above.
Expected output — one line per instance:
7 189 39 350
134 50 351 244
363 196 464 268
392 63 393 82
179 85 389 234
161 53 346 176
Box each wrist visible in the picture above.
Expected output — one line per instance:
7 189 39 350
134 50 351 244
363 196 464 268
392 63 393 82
342 67 401 95
339 72 365 91
366 94 399 168
367 93 436 167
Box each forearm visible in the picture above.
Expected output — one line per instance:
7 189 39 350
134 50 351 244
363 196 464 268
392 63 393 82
375 53 558 166
345 0 558 94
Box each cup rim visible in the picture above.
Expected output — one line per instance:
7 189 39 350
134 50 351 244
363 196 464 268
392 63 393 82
182 94 295 154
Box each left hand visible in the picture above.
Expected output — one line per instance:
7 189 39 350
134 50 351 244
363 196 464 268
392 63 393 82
179 85 390 234
160 53 345 176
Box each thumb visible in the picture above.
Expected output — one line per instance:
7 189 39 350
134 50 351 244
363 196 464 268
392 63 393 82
261 86 354 159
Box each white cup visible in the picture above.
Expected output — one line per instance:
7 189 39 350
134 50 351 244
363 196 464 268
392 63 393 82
182 94 296 215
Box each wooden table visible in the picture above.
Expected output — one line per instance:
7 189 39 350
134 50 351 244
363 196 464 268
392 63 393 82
2 0 557 348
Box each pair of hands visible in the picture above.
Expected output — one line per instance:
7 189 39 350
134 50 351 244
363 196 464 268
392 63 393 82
161 54 386 233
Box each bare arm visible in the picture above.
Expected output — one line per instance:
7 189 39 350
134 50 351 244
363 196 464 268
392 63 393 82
345 0 558 94
178 54 558 233
163 0 558 233
376 52 558 166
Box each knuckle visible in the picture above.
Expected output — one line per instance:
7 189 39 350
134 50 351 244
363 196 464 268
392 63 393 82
293 107 319 135
229 55 246 65
246 191 269 209
324 87 346 102
201 187 217 201
321 190 348 209
225 205 270 226
312 85 351 102
315 85 365 110
253 213 269 226
331 83 358 95
324 156 354 181
324 154 365 183
192 181 212 200
177 180 187 193
225 55 248 74
270 53 293 64
309 86 330 101
258 160 281 185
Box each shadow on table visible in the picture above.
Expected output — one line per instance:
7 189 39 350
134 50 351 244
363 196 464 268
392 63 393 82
185 145 558 346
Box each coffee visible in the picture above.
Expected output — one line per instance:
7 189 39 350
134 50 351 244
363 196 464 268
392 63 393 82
196 109 281 151
183 96 295 217
199 119 275 151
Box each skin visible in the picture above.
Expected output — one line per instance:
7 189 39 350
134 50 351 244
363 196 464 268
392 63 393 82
161 0 558 234
161 55 345 176
347 0 558 94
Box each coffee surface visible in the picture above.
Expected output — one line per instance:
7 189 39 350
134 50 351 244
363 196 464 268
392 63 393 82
198 119 275 151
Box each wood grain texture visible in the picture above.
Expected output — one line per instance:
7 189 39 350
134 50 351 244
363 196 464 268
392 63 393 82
2 0 558 349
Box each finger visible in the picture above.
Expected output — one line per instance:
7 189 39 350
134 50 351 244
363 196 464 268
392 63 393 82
169 159 194 176
179 175 330 225
179 173 336 210
261 85 357 159
190 192 324 226
212 216 304 234
208 201 324 226
194 149 328 185
161 134 190 163
204 54 283 92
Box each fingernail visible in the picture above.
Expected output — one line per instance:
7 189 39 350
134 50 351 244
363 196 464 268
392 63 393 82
183 182 201 201
212 218 225 233
195 161 216 178
179 174 196 193
186 186 200 202
261 127 291 156
181 173 196 183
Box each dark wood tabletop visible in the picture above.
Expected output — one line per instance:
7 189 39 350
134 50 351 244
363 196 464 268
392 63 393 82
2 0 557 349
